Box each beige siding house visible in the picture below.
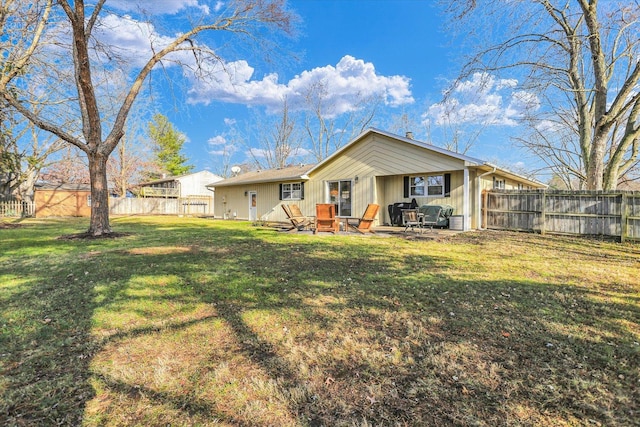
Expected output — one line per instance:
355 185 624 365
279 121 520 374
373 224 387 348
208 129 546 230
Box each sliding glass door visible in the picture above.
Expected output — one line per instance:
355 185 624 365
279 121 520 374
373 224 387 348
327 180 352 217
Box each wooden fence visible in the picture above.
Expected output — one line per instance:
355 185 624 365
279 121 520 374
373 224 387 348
109 196 213 216
0 200 35 218
483 190 640 241
1 197 212 218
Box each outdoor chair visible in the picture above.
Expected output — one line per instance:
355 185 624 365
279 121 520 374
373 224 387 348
350 203 380 234
418 204 454 229
314 203 339 234
402 208 423 234
281 204 314 232
420 205 443 231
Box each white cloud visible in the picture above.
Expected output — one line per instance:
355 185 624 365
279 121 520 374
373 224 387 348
108 0 210 15
208 135 226 145
90 14 414 118
92 14 178 67
186 55 414 114
425 73 539 127
207 134 239 156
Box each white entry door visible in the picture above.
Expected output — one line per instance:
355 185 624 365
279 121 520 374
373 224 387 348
248 191 257 221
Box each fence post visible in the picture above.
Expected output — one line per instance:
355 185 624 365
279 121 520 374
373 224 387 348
482 190 488 229
620 193 628 243
540 190 546 235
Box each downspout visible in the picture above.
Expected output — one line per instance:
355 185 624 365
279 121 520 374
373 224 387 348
477 166 496 230
206 185 215 217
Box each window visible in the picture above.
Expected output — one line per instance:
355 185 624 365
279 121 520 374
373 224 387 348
426 175 444 196
281 183 302 200
409 176 425 196
493 177 505 189
404 174 450 198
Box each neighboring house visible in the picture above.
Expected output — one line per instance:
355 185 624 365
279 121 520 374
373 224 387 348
207 128 546 229
138 170 223 198
34 183 92 218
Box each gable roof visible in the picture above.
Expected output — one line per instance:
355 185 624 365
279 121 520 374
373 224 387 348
207 128 546 189
305 128 487 176
207 164 316 188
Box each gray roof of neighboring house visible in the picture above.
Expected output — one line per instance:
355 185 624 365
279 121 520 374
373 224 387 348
207 164 316 188
35 182 92 191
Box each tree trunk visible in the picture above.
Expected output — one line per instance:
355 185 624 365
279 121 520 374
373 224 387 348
586 134 607 190
87 152 111 235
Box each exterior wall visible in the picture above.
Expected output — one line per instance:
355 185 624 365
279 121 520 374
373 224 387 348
214 182 286 221
307 134 468 226
178 171 221 197
34 189 91 217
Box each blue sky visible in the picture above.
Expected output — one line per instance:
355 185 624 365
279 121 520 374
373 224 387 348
101 0 542 178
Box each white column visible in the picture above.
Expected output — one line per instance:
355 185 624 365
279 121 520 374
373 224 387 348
463 167 470 230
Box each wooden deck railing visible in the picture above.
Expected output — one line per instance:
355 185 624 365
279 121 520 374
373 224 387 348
139 187 180 198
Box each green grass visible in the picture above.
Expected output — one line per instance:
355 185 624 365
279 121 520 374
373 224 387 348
1 216 639 426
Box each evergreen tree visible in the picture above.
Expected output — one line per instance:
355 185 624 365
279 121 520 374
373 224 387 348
147 113 193 178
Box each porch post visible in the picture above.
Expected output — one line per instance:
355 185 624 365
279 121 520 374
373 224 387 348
463 167 470 230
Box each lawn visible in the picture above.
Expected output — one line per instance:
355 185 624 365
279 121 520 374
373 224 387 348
1 216 638 426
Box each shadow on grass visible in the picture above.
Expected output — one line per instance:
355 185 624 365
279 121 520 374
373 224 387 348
1 220 638 425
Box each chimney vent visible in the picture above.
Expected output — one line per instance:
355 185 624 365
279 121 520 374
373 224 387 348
405 131 414 139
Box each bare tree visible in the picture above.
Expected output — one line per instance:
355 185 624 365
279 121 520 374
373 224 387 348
303 80 380 162
248 98 304 169
0 108 65 201
39 147 90 184
0 0 296 235
446 0 640 190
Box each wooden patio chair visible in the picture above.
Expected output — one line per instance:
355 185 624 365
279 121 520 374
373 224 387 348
281 204 314 232
402 208 423 234
314 203 339 234
350 203 380 234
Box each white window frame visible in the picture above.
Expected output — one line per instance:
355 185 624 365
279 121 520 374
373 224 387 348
281 182 302 201
426 175 444 197
494 178 505 190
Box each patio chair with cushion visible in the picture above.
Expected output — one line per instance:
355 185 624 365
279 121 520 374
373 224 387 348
402 208 423 234
350 203 380 234
281 204 314 232
314 203 339 234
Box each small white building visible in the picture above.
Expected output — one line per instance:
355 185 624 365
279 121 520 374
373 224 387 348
139 170 223 198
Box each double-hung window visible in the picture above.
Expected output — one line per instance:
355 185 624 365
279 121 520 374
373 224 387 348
405 174 451 198
281 182 302 201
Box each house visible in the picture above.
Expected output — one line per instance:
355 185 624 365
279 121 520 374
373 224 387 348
138 170 223 198
207 128 546 230
34 183 92 218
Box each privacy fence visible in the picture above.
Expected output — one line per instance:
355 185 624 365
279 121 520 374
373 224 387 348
109 196 213 216
483 190 640 241
1 197 212 218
